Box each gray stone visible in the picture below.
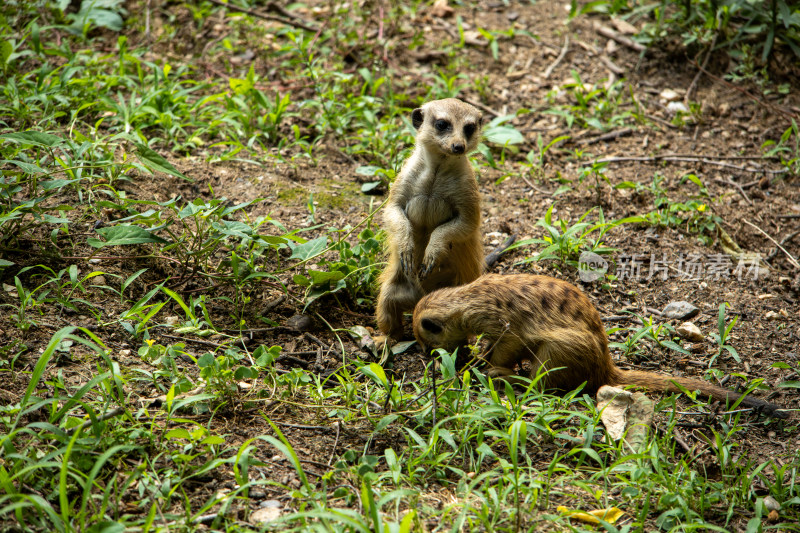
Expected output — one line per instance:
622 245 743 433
662 301 699 320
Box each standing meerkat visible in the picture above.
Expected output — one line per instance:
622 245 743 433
413 274 788 418
376 98 484 342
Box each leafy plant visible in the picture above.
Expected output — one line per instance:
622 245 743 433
510 205 641 268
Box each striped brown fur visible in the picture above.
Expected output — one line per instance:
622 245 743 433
413 274 787 418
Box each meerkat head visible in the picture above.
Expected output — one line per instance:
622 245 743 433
412 292 466 354
411 98 483 157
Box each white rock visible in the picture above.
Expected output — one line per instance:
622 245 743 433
667 101 689 114
764 495 781 512
660 89 681 101
676 322 703 342
164 316 180 326
250 507 282 525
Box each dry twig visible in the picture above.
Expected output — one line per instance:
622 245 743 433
595 24 646 52
594 154 787 174
206 0 318 32
766 229 800 262
743 219 800 269
685 31 718 106
713 178 752 205
577 127 634 146
544 36 569 79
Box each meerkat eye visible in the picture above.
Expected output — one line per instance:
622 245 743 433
434 120 450 133
463 123 476 138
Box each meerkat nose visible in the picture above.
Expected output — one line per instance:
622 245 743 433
451 143 465 154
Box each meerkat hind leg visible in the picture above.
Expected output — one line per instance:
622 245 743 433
376 275 421 342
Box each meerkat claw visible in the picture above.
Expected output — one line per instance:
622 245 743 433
400 251 415 277
419 261 434 279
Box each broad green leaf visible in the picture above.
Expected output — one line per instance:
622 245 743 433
0 159 46 174
288 235 327 261
307 269 345 286
165 428 192 440
0 40 11 67
88 225 168 248
484 125 524 145
359 362 388 387
361 181 382 193
134 142 191 181
355 165 380 176
374 414 398 433
293 274 310 287
0 131 65 147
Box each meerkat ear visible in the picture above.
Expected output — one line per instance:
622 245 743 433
421 317 443 335
478 115 483 128
411 108 424 130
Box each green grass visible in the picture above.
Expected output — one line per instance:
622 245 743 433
1 0 799 531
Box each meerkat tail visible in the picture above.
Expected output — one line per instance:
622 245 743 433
484 234 517 269
614 369 788 418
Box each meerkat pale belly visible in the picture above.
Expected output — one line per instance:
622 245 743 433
405 195 454 230
413 274 787 418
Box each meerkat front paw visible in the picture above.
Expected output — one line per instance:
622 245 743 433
399 248 416 278
418 248 440 279
418 259 436 279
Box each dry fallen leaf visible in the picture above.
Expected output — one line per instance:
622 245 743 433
463 30 489 47
429 0 454 18
597 385 654 452
557 506 625 525
611 18 638 35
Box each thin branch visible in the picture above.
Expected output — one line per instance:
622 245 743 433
577 127 634 146
743 219 800 269
328 421 341 466
766 229 800 262
685 30 718 106
463 98 501 118
206 0 318 33
594 154 787 174
160 333 228 349
713 178 752 205
595 24 646 52
544 36 569 79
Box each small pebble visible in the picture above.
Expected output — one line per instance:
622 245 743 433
676 322 703 342
662 301 700 320
764 495 781 512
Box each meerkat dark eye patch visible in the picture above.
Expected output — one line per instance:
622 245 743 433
463 123 476 137
434 119 451 133
421 318 443 334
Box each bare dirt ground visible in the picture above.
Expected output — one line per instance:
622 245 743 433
2 0 799 529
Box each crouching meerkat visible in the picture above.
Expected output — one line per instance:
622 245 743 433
413 274 788 418
376 98 484 342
